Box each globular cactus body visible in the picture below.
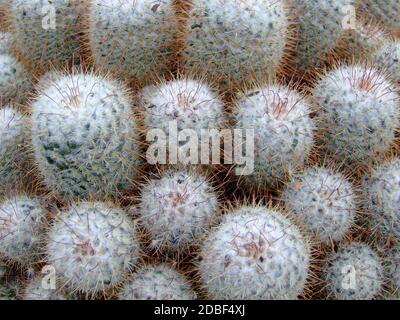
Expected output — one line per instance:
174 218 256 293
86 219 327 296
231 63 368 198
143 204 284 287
138 170 219 252
87 0 177 82
289 0 356 75
313 65 399 163
118 264 196 300
8 0 86 71
372 40 400 83
283 167 356 243
325 242 384 300
0 195 45 264
0 107 27 193
361 1 400 35
45 201 140 294
182 0 290 87
0 53 31 105
233 84 314 186
31 72 140 198
198 205 311 299
362 158 400 245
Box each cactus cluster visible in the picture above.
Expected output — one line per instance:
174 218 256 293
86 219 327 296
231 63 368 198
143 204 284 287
2 0 400 301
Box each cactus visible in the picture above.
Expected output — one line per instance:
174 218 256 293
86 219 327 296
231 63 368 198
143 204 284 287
361 1 400 35
138 78 226 166
118 264 196 300
45 201 140 294
31 71 141 198
372 39 400 83
22 276 73 300
0 32 13 54
325 242 384 300
138 169 219 252
289 0 357 76
0 53 31 105
233 84 314 187
0 107 29 193
384 245 400 298
312 64 399 163
282 166 356 243
362 157 400 246
182 0 290 87
197 205 311 299
8 0 86 71
0 195 45 264
87 0 178 82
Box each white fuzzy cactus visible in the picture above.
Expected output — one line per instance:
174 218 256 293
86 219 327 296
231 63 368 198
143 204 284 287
31 72 140 198
0 195 45 264
361 1 400 35
46 201 140 294
372 40 400 82
362 158 400 245
8 0 86 70
139 78 225 165
313 65 399 163
283 167 356 243
87 0 178 82
182 0 289 87
138 170 219 252
118 264 196 300
23 276 71 300
289 0 357 74
198 205 311 300
0 53 31 104
0 32 13 54
325 242 384 300
0 107 27 193
384 246 400 298
233 84 314 186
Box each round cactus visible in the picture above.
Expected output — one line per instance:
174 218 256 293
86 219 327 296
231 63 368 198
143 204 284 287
118 264 196 300
233 84 314 187
384 245 400 298
345 19 388 61
138 78 225 166
0 107 28 193
282 166 356 243
362 158 400 245
45 201 140 294
182 0 290 87
0 195 45 264
372 40 400 83
312 64 399 163
138 169 219 252
197 205 311 300
289 0 357 75
22 276 72 300
0 32 13 54
31 72 141 198
0 53 31 105
87 0 178 82
325 242 384 300
8 0 86 71
361 1 400 35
